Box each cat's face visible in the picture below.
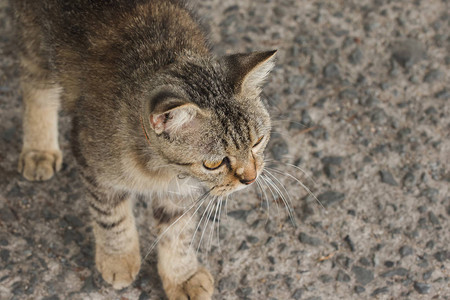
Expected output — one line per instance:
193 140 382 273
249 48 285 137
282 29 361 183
186 98 271 196
144 51 276 196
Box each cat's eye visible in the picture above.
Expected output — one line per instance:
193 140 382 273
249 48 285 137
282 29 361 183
253 136 264 148
203 158 225 170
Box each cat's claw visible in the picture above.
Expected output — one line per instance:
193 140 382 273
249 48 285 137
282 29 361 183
18 149 62 181
95 243 141 290
166 268 214 300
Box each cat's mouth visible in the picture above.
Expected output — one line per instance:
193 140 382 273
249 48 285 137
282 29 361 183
210 175 259 196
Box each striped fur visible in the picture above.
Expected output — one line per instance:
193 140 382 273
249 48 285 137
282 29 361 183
13 0 275 298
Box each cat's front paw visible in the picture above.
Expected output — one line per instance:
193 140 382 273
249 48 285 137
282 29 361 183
18 149 62 181
95 243 141 290
166 267 214 300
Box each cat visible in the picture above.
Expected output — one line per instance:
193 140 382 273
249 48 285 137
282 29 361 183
13 0 275 298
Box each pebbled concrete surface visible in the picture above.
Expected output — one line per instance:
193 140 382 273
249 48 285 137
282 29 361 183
0 0 449 299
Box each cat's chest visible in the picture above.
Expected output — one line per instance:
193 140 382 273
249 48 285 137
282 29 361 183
122 161 203 201
164 175 203 199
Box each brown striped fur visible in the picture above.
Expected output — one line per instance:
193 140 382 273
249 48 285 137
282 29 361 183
13 0 275 298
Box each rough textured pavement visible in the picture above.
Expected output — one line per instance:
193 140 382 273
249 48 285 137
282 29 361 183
0 0 449 299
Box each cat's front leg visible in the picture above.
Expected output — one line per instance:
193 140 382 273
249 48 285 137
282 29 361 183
84 179 141 289
153 202 214 300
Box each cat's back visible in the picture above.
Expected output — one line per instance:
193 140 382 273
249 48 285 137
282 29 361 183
14 0 208 67
14 0 209 113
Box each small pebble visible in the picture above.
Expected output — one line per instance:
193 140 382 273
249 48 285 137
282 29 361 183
392 39 426 67
358 257 371 266
352 266 374 285
428 211 440 225
399 245 413 257
292 288 303 300
354 286 365 294
413 282 431 294
423 69 442 83
370 286 388 296
319 274 333 283
379 170 398 186
227 210 250 221
0 249 10 263
218 276 237 292
425 240 435 249
298 232 322 246
433 250 449 262
344 235 355 252
238 241 249 251
435 89 449 100
323 63 340 79
321 156 343 165
246 235 259 244
336 270 350 282
384 261 394 268
381 268 408 278
317 191 345 207
348 48 363 65
236 287 252 298
423 270 433 280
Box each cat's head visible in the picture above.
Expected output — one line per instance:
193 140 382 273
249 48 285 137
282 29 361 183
142 50 276 196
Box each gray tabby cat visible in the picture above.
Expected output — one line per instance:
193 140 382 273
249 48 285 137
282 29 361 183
13 0 275 298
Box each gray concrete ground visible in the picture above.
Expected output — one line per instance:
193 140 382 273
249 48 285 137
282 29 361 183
0 0 449 299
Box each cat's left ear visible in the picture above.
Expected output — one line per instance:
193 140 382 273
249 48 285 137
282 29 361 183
147 91 201 135
222 50 277 98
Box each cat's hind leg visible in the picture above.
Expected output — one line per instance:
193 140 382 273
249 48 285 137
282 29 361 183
18 78 62 181
153 202 214 300
15 6 63 181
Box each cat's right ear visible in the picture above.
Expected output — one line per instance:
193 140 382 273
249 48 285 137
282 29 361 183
146 91 200 135
221 50 277 99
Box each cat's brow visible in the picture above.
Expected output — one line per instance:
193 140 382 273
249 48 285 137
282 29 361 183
166 159 193 166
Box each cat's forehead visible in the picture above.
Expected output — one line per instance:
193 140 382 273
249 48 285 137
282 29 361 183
214 110 266 153
175 61 232 99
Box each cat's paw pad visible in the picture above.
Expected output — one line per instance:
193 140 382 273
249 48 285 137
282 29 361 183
18 149 62 181
168 268 214 300
96 244 141 290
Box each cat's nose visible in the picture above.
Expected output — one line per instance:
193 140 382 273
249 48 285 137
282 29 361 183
240 177 256 185
236 156 257 185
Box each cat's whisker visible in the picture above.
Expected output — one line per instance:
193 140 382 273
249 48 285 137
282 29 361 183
144 190 210 260
270 119 308 129
269 130 291 139
255 177 270 223
206 200 216 253
196 197 217 255
224 195 229 220
265 167 324 209
216 196 223 253
261 92 284 114
186 183 196 203
261 172 294 225
207 198 220 253
264 169 295 210
259 174 281 216
264 159 317 185
190 195 215 249
174 194 208 243
263 170 297 227
175 177 181 194
167 190 182 195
